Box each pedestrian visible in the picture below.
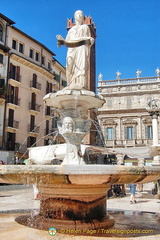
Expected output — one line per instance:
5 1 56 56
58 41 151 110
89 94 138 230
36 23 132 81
129 184 137 204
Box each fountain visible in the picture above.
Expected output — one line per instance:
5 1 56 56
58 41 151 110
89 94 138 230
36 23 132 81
0 10 160 232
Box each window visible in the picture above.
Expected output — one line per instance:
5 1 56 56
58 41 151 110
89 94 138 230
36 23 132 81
127 98 132 109
12 39 17 49
27 136 36 148
35 52 39 61
19 43 24 53
7 132 15 150
8 109 14 127
32 74 37 88
0 24 3 42
31 93 36 110
42 55 45 65
9 64 21 81
0 78 5 88
29 49 34 58
52 116 60 128
48 61 51 70
30 115 35 131
62 80 67 87
106 127 114 140
146 126 152 139
126 126 135 139
46 81 52 93
0 54 3 64
46 120 49 135
107 99 112 107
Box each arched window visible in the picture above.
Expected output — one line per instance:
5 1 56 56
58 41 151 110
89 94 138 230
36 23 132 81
0 24 3 42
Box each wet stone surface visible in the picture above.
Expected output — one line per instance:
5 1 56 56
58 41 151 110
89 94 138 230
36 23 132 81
0 210 160 239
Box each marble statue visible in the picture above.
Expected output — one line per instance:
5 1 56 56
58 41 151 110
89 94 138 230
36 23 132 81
56 10 94 90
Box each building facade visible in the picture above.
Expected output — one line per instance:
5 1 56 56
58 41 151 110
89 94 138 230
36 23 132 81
0 13 66 163
97 72 160 166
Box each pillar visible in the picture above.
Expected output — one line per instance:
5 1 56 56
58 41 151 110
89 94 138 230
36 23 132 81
151 113 160 166
138 158 145 167
117 153 124 165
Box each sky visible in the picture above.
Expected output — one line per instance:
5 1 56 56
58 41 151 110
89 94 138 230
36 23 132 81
1 0 160 82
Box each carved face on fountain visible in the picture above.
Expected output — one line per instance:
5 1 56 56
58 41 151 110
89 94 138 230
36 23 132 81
61 117 75 134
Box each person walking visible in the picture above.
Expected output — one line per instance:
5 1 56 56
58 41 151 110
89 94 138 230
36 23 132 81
129 184 137 204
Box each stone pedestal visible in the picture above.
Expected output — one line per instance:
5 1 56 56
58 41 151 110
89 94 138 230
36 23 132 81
29 182 115 230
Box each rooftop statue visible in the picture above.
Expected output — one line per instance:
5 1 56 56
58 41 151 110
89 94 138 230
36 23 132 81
56 10 94 90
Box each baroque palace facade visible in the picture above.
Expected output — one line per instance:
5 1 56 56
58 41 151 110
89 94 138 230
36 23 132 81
97 71 160 166
0 13 66 163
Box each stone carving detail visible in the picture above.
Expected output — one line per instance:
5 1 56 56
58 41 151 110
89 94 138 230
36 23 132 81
147 99 160 110
142 117 152 125
122 119 137 125
102 119 117 126
126 86 132 92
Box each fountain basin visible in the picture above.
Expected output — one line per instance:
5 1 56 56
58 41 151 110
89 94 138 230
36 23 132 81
0 165 160 230
43 89 105 111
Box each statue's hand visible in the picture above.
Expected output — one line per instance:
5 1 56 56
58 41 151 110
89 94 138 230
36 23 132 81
56 35 64 40
56 35 65 47
85 37 94 46
90 37 94 46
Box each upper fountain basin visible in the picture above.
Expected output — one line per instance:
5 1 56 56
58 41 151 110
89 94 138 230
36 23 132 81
43 89 105 110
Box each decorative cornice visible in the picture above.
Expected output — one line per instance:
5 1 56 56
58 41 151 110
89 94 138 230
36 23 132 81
122 119 137 125
142 117 152 124
102 119 117 126
97 108 148 115
10 54 54 80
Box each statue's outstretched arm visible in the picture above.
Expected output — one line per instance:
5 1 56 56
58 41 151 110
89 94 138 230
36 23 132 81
56 35 94 48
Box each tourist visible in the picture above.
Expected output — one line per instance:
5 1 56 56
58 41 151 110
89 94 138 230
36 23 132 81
129 184 137 203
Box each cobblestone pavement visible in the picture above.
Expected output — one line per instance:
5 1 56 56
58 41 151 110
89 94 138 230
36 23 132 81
0 183 160 240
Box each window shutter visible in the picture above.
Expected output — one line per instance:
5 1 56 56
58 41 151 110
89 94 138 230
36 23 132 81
16 66 20 81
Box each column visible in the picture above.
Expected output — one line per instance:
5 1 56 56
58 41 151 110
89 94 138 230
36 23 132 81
138 158 145 167
117 153 124 165
151 112 160 166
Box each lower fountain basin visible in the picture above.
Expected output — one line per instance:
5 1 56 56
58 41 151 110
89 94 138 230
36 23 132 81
1 165 160 230
0 165 160 185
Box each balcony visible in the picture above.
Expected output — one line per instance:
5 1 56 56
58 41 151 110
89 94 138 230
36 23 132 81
30 80 41 92
45 106 52 118
29 103 41 113
44 129 58 140
8 73 21 86
0 85 7 105
98 76 159 87
28 125 40 135
0 93 6 105
5 119 19 132
7 95 20 108
105 139 153 148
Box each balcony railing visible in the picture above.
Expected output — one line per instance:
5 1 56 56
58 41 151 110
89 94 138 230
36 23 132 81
45 129 58 137
98 76 159 87
28 125 40 133
6 120 19 129
29 103 41 112
30 81 41 90
7 96 20 106
105 139 153 147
